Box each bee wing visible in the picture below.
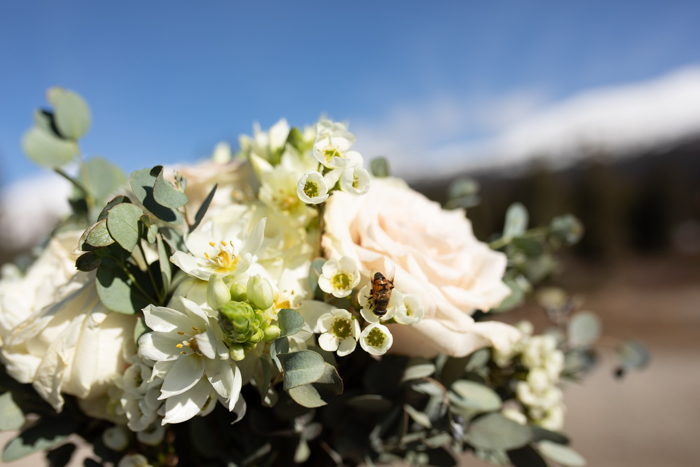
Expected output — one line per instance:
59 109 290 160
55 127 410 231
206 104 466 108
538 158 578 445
387 265 395 287
370 268 379 282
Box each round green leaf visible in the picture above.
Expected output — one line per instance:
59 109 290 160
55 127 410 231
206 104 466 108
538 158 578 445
617 340 650 371
81 157 127 205
370 157 390 178
22 126 76 168
277 308 304 338
538 440 586 466
402 362 436 382
76 251 101 272
503 202 529 240
107 203 143 252
53 90 91 139
2 417 77 462
0 392 25 431
346 395 392 412
493 278 524 312
80 219 114 250
451 380 502 412
96 265 150 315
404 404 432 429
130 167 183 224
279 350 326 390
466 413 531 451
288 362 343 408
568 311 602 348
153 167 188 208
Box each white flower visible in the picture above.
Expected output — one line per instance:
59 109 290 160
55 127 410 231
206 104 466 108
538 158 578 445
502 408 527 425
394 294 424 325
318 257 360 298
360 323 393 355
170 217 266 281
137 298 242 424
322 177 511 358
312 120 362 169
118 454 152 467
358 285 403 323
239 118 290 165
537 403 565 431
297 171 329 204
137 423 166 446
102 426 129 451
317 309 361 357
340 166 370 196
1 275 136 412
247 275 274 310
521 335 564 380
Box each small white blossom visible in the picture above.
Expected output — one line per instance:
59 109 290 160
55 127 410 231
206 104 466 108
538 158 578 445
340 166 370 196
317 309 361 357
137 424 166 446
297 171 329 204
102 426 129 451
247 275 274 310
502 408 527 425
537 403 565 431
318 257 361 298
118 454 152 467
358 285 403 323
360 323 393 355
312 120 363 169
394 294 424 325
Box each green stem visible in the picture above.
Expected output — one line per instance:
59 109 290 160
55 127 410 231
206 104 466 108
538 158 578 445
118 262 160 305
54 167 88 194
138 240 163 303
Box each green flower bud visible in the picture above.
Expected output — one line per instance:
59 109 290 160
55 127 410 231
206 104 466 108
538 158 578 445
220 301 256 342
207 274 231 310
229 343 246 361
230 282 248 302
263 325 281 342
248 328 265 344
247 275 274 311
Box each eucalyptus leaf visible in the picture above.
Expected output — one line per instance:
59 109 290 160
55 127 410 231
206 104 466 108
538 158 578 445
156 234 171 293
80 219 114 250
308 258 325 298
153 167 188 208
401 361 436 382
493 278 524 312
466 413 531 451
133 317 149 345
2 417 78 462
512 237 544 257
538 440 586 466
190 183 217 233
568 311 602 348
279 350 326 390
507 445 548 467
503 203 528 240
531 426 570 445
465 348 491 372
404 404 432 429
53 89 91 139
346 395 392 412
75 251 101 272
160 227 187 252
252 358 271 401
22 126 76 168
107 203 143 252
97 196 131 221
288 362 343 408
270 337 289 371
81 157 127 205
450 380 501 412
33 109 59 137
96 264 152 315
370 157 390 178
277 308 304 338
130 167 183 224
617 340 650 371
0 392 25 431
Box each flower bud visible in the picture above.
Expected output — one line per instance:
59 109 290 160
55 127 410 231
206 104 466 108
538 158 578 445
220 301 256 342
207 274 231 310
247 275 274 310
248 328 265 344
229 343 246 361
230 282 248 302
263 325 281 342
102 425 129 451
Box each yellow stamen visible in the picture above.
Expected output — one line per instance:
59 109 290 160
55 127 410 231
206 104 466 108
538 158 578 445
204 252 210 259
221 240 227 246
178 331 185 335
209 242 216 247
176 343 183 348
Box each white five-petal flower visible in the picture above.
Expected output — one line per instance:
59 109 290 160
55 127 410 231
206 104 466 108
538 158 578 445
137 298 242 424
358 285 403 322
317 309 361 357
394 294 425 325
340 166 370 196
297 171 330 204
171 218 266 281
312 120 363 169
360 323 393 355
318 257 361 298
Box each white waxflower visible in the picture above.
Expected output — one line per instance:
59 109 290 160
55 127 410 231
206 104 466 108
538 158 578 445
171 218 266 281
247 275 274 310
340 166 370 196
537 403 565 431
360 323 393 355
358 285 403 323
297 171 329 204
521 335 558 370
312 120 362 169
118 454 152 467
318 257 360 298
102 426 129 451
394 294 424 325
137 298 242 425
239 118 290 165
317 309 361 357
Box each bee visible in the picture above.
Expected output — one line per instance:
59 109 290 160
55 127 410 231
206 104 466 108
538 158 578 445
369 268 395 316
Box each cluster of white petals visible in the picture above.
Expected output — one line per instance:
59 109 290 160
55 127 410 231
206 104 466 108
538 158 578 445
318 257 360 298
317 309 360 357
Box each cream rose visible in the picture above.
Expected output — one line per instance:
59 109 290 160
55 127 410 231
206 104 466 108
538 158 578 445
322 177 517 357
1 273 137 412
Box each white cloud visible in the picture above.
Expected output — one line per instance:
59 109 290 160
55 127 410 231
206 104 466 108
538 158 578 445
352 66 700 180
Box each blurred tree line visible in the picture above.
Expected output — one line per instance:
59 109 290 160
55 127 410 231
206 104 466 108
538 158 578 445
414 138 700 262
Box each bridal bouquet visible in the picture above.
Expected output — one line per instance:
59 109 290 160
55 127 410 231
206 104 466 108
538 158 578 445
0 88 648 467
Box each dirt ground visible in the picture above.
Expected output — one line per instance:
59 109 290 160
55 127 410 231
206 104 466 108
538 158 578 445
2 255 699 466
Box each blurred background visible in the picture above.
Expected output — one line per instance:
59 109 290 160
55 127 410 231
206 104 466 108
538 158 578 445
1 1 699 466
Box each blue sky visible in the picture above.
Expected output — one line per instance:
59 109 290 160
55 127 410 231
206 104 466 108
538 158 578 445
2 1 700 185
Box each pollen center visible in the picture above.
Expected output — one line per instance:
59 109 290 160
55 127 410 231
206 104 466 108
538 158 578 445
331 273 351 290
206 240 239 272
324 147 342 163
366 328 386 348
304 181 319 198
332 318 352 339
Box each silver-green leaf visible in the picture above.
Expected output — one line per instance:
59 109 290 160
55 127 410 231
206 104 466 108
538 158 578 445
503 202 529 240
153 167 188 208
22 126 76 168
107 203 143 252
568 311 601 348
287 362 343 408
538 440 586 466
466 413 531 451
279 350 326 390
450 380 501 412
53 89 91 139
277 308 304 338
0 392 25 431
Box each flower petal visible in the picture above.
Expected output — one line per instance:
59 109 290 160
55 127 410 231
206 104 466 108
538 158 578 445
195 327 218 360
318 332 339 352
162 377 211 424
337 337 357 357
159 354 205 399
238 218 267 257
204 357 234 400
143 305 193 333
138 332 182 362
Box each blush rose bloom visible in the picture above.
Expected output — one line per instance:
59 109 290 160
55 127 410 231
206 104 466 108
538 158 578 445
322 177 519 358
